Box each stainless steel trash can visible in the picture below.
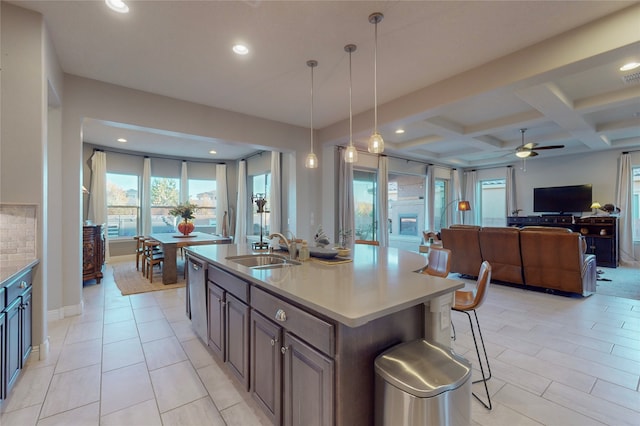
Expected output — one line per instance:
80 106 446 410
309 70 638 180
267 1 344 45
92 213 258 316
374 339 472 426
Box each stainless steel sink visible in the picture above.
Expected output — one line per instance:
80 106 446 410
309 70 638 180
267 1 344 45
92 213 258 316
226 254 301 269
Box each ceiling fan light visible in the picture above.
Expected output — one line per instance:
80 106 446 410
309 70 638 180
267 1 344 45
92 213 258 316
515 150 531 158
368 132 384 153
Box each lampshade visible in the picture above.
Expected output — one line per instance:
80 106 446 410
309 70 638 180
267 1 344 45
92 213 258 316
515 150 532 158
305 59 319 169
590 202 601 209
344 44 358 163
457 201 471 211
367 12 384 154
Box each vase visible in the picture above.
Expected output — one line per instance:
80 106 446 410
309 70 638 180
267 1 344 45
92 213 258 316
178 219 195 236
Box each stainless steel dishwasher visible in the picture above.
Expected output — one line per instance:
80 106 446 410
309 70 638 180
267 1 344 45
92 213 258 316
187 256 207 342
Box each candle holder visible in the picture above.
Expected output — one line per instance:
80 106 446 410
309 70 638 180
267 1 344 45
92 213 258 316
251 193 269 250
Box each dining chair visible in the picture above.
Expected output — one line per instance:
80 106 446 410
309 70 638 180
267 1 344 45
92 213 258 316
134 236 147 271
143 239 164 283
452 260 493 410
421 246 451 278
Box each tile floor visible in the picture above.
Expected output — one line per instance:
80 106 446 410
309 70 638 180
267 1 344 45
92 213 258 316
0 260 638 426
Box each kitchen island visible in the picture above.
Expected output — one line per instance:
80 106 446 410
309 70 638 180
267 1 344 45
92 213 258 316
185 244 464 426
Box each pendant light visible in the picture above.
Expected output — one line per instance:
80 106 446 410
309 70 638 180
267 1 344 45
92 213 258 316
305 60 319 169
344 44 358 163
367 12 384 154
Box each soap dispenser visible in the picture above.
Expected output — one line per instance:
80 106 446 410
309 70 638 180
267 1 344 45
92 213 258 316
299 240 310 261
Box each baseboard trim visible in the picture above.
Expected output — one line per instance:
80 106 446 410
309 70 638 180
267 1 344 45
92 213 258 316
47 301 84 321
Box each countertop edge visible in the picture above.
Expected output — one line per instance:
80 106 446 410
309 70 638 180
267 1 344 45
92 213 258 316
1 258 40 287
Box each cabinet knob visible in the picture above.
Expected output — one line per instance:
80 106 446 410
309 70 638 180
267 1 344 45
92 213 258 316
19 281 27 289
280 346 289 354
191 263 200 271
270 338 278 346
275 309 287 322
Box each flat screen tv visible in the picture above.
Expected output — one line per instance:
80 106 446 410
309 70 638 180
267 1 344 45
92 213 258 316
533 184 592 214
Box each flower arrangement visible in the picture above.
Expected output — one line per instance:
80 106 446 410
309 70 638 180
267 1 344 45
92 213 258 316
337 228 353 248
169 202 199 220
169 202 199 235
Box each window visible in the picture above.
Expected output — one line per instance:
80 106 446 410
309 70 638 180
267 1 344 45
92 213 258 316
633 167 640 242
106 173 139 239
188 179 217 233
480 179 506 227
150 177 180 233
250 173 270 236
434 178 447 230
353 170 377 241
388 173 426 251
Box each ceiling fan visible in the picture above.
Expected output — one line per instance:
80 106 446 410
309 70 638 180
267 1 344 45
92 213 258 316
515 128 565 158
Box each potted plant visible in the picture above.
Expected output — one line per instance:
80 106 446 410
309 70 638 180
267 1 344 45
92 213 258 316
169 202 199 235
336 228 353 257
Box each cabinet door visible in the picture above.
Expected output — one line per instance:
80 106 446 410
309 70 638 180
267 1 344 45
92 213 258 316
594 237 614 266
0 311 6 399
5 299 21 394
251 311 282 424
207 284 225 360
225 293 250 390
283 332 334 426
21 288 33 365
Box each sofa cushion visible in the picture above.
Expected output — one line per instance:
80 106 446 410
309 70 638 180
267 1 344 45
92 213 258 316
478 227 524 285
440 226 483 277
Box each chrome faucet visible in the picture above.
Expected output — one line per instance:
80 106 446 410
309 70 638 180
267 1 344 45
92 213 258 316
269 232 297 260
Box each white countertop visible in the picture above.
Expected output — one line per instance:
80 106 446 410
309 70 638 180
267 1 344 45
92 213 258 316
186 244 464 328
0 258 39 287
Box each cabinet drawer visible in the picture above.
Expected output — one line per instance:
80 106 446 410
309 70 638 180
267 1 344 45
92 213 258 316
208 265 249 303
5 270 31 305
0 287 5 311
252 286 334 356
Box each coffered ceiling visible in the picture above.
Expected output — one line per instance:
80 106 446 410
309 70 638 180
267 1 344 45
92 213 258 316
12 0 640 166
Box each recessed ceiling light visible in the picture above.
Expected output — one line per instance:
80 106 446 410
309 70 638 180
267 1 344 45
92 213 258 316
117 138 127 143
620 62 640 71
209 150 217 155
395 129 405 134
105 0 129 14
232 44 249 55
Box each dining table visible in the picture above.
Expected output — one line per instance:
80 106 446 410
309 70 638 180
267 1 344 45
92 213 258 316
148 232 232 284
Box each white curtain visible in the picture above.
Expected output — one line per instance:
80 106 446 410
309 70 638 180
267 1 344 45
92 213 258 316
377 156 389 247
269 152 282 234
505 166 517 219
141 157 152 236
464 170 478 225
426 165 435 231
616 153 639 266
216 164 229 237
338 148 355 246
88 151 110 260
235 160 247 244
180 160 188 203
452 169 463 225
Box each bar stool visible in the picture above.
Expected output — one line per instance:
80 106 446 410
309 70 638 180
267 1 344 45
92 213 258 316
134 236 147 271
421 246 451 278
143 239 164 283
452 260 493 410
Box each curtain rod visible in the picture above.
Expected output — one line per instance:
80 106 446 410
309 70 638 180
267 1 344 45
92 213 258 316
89 145 227 164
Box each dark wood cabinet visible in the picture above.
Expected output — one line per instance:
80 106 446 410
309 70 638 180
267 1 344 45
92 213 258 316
574 217 618 268
251 310 283 424
507 215 618 267
206 265 250 390
83 224 105 283
20 286 33 365
282 332 334 426
0 310 5 400
5 298 20 395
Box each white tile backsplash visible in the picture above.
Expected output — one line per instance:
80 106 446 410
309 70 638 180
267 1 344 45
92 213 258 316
0 204 37 262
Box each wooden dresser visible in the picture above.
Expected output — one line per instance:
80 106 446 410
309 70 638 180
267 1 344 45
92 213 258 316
83 224 105 283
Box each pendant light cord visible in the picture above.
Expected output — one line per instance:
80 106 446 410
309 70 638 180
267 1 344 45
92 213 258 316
373 19 378 133
349 48 353 146
310 63 314 154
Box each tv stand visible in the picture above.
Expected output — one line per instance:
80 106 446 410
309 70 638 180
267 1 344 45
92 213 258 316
507 216 618 267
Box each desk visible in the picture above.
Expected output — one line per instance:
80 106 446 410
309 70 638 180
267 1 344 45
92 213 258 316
149 232 232 284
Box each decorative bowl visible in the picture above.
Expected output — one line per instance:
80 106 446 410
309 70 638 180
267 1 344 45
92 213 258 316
335 247 351 257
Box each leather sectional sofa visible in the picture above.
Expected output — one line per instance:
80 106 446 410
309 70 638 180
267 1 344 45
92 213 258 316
440 225 597 296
